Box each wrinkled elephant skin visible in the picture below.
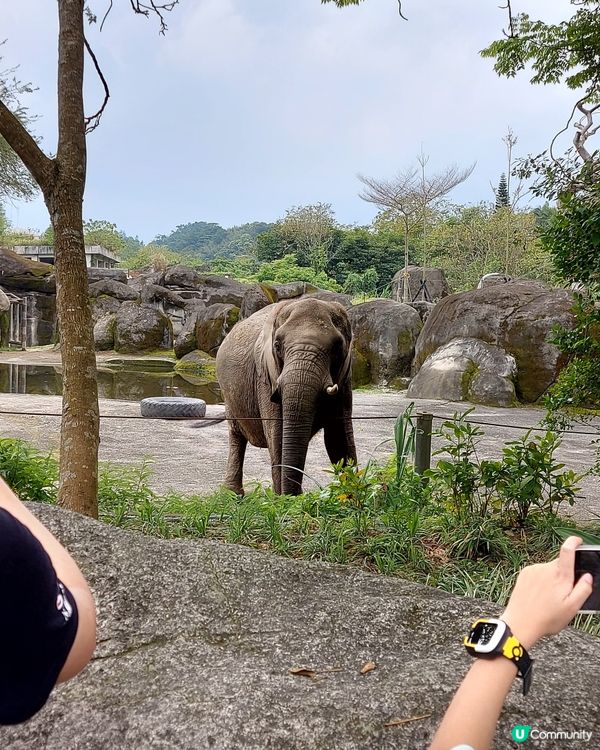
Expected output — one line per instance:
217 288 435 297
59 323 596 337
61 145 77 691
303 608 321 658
216 299 357 495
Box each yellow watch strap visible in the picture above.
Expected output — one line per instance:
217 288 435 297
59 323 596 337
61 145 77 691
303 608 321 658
502 634 524 662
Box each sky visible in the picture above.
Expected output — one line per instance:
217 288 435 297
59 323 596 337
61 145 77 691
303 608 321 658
0 0 575 243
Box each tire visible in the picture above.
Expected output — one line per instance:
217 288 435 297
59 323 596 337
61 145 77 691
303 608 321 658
140 397 207 419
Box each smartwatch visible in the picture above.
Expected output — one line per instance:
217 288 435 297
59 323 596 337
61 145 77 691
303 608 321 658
464 617 534 695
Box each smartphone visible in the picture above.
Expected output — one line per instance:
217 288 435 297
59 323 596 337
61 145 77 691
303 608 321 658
575 545 600 613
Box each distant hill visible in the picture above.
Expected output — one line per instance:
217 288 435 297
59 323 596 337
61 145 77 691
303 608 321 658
153 221 273 260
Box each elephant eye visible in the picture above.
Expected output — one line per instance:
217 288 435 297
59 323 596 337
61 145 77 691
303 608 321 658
273 338 282 356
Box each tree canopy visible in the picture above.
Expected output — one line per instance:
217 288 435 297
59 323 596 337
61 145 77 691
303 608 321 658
481 1 600 96
482 0 600 183
0 58 37 201
154 221 272 260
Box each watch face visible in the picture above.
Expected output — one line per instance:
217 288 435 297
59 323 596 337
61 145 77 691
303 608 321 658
466 618 506 653
471 621 497 646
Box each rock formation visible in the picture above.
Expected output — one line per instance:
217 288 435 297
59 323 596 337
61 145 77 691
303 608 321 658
3 503 598 750
407 337 518 407
412 282 574 402
348 300 422 387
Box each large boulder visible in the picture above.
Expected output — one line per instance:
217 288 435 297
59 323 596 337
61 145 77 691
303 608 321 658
88 279 139 302
477 272 511 289
87 268 128 285
139 284 187 309
0 248 55 293
0 286 10 313
391 266 451 303
239 284 277 320
272 281 318 300
163 267 249 307
408 300 435 323
5 503 600 750
93 314 117 351
348 300 422 386
195 303 239 356
90 295 122 324
174 306 204 359
127 270 166 293
162 265 202 289
114 301 172 353
413 282 575 402
173 349 217 384
192 275 250 307
407 337 518 407
303 290 353 308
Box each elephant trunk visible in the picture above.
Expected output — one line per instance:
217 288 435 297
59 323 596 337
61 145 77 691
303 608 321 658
280 368 322 495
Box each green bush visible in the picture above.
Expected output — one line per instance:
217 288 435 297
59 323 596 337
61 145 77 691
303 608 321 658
1 426 598 637
0 439 58 504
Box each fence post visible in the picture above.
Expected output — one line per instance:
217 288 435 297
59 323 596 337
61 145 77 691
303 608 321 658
414 413 433 475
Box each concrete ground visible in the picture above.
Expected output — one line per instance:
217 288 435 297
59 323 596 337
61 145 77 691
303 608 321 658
0 349 598 522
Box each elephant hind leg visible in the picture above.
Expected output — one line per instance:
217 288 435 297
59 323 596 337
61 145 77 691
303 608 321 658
224 425 248 496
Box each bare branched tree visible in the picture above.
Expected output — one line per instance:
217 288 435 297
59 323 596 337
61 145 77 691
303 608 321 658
359 158 474 302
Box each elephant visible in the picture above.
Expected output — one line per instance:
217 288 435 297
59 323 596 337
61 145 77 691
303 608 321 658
215 297 357 496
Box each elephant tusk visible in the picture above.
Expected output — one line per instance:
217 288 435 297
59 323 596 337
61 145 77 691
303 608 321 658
326 384 338 396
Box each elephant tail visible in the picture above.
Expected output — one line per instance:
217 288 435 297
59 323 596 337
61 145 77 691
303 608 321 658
185 410 227 428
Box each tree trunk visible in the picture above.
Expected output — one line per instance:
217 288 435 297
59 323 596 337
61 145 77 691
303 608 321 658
45 0 99 517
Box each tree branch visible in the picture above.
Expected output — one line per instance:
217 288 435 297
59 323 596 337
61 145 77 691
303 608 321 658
100 0 113 32
574 100 600 164
129 0 179 34
84 36 110 133
500 0 516 38
0 100 55 193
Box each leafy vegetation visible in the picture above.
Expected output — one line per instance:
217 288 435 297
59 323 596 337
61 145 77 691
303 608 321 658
481 1 600 97
0 53 38 201
545 293 600 422
2 408 598 636
153 221 272 261
412 203 554 290
0 439 58 504
541 196 600 286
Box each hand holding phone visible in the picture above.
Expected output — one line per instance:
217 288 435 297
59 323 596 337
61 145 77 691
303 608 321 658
575 545 600 613
501 537 594 648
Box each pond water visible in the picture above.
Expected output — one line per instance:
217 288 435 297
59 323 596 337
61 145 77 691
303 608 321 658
0 363 223 404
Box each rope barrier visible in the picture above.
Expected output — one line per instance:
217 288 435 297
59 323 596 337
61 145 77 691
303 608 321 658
0 407 596 436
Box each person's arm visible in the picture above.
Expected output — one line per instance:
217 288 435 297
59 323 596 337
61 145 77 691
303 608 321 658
429 537 594 750
0 476 97 682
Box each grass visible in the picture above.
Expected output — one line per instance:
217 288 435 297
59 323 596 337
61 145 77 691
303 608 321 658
1 425 599 638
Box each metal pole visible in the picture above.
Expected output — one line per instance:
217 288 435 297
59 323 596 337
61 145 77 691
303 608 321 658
414 413 433 475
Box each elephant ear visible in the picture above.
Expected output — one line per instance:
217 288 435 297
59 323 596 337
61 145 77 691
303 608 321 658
258 304 282 397
329 302 353 386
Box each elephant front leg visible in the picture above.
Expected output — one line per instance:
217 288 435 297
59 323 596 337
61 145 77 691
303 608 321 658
324 417 357 467
224 426 247 495
266 412 283 495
